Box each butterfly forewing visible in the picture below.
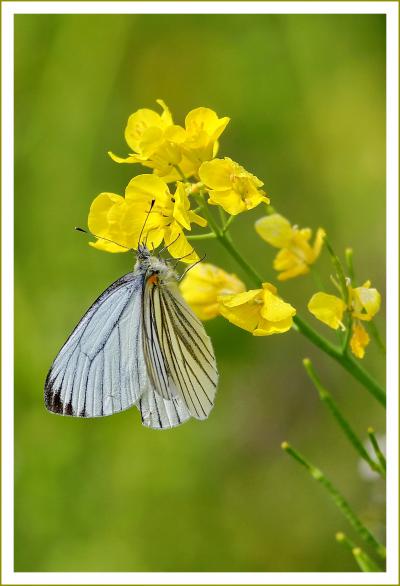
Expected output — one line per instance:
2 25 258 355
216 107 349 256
45 272 146 417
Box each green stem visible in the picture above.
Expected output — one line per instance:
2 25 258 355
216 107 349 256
342 313 353 353
303 359 383 474
341 353 386 407
194 192 222 235
282 442 386 559
352 547 384 572
195 193 263 287
279 315 385 406
187 232 217 241
336 533 382 572
325 236 348 302
293 315 341 361
344 248 386 356
345 248 355 283
367 428 386 474
218 206 228 225
221 214 235 234
217 233 263 287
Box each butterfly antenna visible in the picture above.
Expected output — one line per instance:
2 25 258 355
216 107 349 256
158 233 181 258
172 246 198 269
74 227 131 250
179 253 206 281
138 199 155 248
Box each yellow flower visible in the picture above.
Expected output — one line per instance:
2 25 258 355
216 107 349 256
350 281 381 321
308 280 381 359
182 107 230 174
108 99 192 182
88 175 207 262
199 157 269 215
218 282 296 336
350 322 370 359
108 102 230 182
255 214 325 280
180 263 246 320
308 292 346 330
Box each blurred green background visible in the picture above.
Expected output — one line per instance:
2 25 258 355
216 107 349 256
15 14 386 572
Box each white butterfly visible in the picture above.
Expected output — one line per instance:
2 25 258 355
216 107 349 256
44 244 218 429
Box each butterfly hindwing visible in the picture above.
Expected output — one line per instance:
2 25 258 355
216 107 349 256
141 279 218 423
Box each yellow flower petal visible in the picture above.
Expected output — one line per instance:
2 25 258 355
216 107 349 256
185 107 230 143
218 291 263 333
125 174 171 208
199 158 233 190
164 223 198 263
312 228 326 260
125 102 172 153
107 151 143 164
172 182 192 230
164 124 186 143
207 189 247 215
351 284 381 321
219 288 262 308
218 283 294 336
180 263 245 320
255 214 293 248
261 285 296 322
89 239 127 253
273 249 310 281
308 292 346 330
88 192 132 252
253 316 294 336
256 214 325 281
156 99 173 126
188 210 208 227
137 126 165 157
201 158 268 216
350 322 370 359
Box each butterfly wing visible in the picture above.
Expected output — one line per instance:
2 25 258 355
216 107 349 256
46 258 218 428
140 279 218 428
137 381 192 429
45 272 147 417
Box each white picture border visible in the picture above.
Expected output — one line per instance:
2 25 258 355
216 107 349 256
2 2 398 584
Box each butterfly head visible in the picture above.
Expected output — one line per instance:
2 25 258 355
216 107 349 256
135 244 177 284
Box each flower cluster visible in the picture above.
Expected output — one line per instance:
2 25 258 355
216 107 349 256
308 281 381 358
108 101 230 182
88 100 382 352
255 213 325 280
89 175 206 262
88 100 267 262
180 266 296 334
219 283 296 335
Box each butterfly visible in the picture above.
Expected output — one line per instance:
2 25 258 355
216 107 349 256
44 244 218 429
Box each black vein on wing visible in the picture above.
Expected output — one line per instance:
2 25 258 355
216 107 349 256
166 293 217 382
157 290 201 417
163 292 217 388
152 287 182 424
146 284 183 426
167 293 215 363
160 291 208 418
